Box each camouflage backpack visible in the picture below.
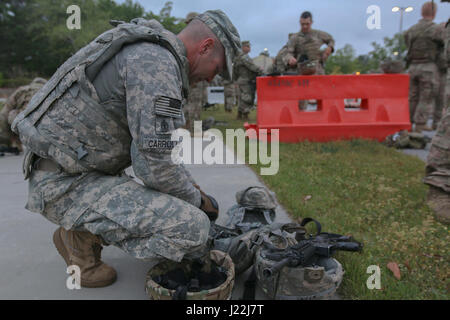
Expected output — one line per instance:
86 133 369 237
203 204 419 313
223 186 277 232
243 219 362 300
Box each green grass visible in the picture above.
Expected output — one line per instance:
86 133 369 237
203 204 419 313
201 106 449 300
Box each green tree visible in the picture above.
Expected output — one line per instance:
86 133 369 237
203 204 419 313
144 1 186 34
0 0 145 79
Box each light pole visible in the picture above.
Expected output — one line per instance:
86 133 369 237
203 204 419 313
392 6 414 33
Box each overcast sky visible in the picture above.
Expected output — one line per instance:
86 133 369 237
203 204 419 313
119 0 449 58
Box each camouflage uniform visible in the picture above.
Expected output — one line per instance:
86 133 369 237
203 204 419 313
434 22 449 127
12 12 242 262
253 51 273 74
423 19 450 223
223 79 236 112
0 78 46 149
284 29 335 75
234 44 262 116
269 34 296 74
184 81 207 132
404 19 444 126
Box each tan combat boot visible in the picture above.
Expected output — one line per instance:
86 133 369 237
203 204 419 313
53 227 117 287
427 186 450 225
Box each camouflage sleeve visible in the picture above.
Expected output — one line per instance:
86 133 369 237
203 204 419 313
242 55 262 74
403 30 410 48
283 35 297 64
124 42 201 207
433 23 445 44
318 30 335 51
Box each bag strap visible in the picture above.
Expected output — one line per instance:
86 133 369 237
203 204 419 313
300 217 322 236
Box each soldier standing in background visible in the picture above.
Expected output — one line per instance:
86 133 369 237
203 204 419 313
234 41 263 120
0 77 46 152
433 21 448 129
284 11 335 75
183 12 209 133
424 1 450 224
253 48 273 74
223 78 236 112
404 1 444 132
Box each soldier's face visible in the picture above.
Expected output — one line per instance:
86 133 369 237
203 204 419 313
300 18 312 33
190 38 226 83
243 45 251 54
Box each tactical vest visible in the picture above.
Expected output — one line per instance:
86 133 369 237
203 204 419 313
295 31 322 63
12 20 189 175
407 22 440 63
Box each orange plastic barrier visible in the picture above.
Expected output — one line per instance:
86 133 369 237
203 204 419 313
244 74 411 143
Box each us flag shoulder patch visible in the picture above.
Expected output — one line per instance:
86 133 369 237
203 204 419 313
154 96 182 118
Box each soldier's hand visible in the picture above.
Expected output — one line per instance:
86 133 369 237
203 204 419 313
194 184 219 221
322 47 333 61
288 57 297 67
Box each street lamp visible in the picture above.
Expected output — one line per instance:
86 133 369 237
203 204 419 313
392 6 414 33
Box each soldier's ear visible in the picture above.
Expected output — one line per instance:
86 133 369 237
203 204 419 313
199 38 215 55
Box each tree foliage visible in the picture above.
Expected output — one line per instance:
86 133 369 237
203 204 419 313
325 33 407 75
0 0 184 83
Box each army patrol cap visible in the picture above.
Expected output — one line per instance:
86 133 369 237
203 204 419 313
195 10 242 81
236 186 277 210
242 41 250 47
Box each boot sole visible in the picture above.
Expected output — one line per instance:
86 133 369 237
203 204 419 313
53 228 117 288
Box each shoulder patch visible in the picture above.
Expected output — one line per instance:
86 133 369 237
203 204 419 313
154 96 182 118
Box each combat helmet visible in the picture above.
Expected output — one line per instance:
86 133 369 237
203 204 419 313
223 186 277 231
146 250 235 300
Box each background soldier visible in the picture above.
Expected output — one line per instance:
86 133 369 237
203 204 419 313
183 12 208 133
233 40 263 120
404 1 443 132
284 11 335 75
223 78 236 112
424 2 450 224
253 48 273 74
0 77 46 152
12 11 241 288
434 22 448 129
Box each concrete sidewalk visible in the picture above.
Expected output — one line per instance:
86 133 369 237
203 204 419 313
0 135 291 300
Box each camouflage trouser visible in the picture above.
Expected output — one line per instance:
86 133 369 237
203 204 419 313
408 62 439 125
424 107 450 193
237 83 255 115
27 167 210 262
224 83 236 111
434 69 448 126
